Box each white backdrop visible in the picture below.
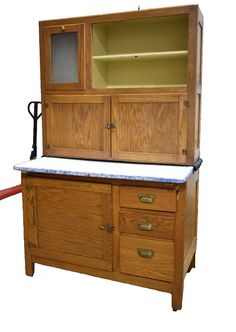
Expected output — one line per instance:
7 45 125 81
1 0 236 331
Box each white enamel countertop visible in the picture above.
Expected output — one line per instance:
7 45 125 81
14 157 194 184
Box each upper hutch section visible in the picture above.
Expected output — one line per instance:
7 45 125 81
39 5 203 94
39 5 203 165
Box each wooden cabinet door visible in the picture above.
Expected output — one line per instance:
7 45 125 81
23 177 113 271
111 94 188 164
42 24 85 90
44 95 110 159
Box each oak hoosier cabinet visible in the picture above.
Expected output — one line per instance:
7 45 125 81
15 5 203 310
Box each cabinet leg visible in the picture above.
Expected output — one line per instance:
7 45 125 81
172 285 184 311
25 251 35 277
172 292 183 311
26 261 34 277
187 253 196 273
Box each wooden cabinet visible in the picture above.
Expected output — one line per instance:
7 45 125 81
44 93 188 163
42 24 85 90
18 5 203 311
23 177 113 271
44 95 111 159
21 169 199 311
39 5 203 165
112 94 188 163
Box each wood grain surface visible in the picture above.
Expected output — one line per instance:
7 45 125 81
120 235 174 281
120 208 175 240
120 185 176 212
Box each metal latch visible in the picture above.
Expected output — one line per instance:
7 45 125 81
105 123 116 129
99 224 114 233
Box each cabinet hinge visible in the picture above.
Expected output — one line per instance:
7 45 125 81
182 149 188 155
28 241 36 248
25 184 32 191
46 144 50 149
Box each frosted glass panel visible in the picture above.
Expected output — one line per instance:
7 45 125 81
51 32 78 83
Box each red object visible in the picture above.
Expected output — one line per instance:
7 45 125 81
0 185 22 200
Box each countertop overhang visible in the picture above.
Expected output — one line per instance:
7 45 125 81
14 157 194 184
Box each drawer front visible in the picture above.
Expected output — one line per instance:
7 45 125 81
120 186 176 212
120 235 174 282
120 209 174 240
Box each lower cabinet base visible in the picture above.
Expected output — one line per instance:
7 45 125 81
25 251 196 311
22 172 199 311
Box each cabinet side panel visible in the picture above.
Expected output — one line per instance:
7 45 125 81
21 174 37 275
187 6 198 95
194 94 201 160
184 171 199 259
186 6 202 163
197 22 203 90
172 182 186 310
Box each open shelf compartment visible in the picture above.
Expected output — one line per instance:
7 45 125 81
92 15 189 89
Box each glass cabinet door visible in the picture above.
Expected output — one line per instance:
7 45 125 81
43 24 85 90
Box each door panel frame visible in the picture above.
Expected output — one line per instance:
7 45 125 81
44 95 111 160
23 177 113 271
43 24 85 90
111 94 188 164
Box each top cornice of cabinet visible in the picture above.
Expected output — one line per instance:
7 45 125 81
39 5 203 27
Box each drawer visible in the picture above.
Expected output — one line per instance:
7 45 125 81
120 209 174 240
120 186 176 212
120 235 174 282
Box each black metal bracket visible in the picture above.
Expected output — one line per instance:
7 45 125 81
27 101 42 160
193 158 203 172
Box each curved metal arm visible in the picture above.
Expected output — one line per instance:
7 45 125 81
27 101 42 160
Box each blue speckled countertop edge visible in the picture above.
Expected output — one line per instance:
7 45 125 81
14 165 193 184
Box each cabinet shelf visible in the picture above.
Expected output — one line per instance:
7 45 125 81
106 84 187 89
93 50 188 63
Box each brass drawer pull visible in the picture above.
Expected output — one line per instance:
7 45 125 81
137 248 154 258
138 220 153 231
138 194 155 203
